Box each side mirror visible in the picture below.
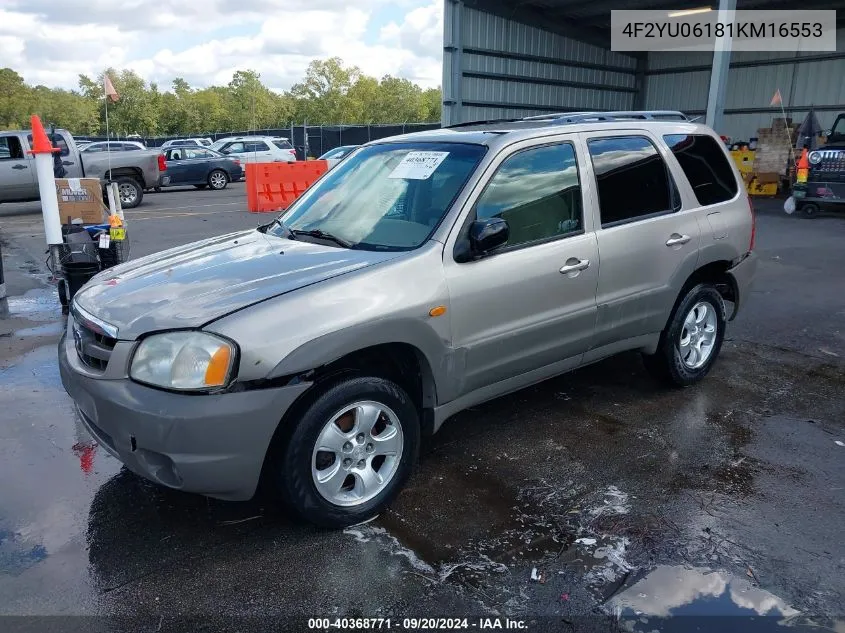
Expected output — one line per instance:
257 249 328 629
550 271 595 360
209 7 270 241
455 217 509 262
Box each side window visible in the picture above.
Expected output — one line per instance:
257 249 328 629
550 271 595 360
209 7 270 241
474 143 583 248
588 136 677 226
663 134 738 206
224 142 245 154
245 141 270 152
0 136 25 160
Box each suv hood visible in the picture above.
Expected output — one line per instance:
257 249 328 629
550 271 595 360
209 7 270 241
73 229 403 340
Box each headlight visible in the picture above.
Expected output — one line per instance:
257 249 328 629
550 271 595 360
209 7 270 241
130 332 236 391
808 151 822 165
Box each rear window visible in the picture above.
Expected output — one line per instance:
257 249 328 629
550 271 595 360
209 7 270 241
273 140 293 149
663 134 738 206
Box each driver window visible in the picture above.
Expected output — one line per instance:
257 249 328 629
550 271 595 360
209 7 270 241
474 143 583 248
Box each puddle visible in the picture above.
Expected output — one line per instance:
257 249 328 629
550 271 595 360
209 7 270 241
609 565 800 631
11 322 65 338
3 288 61 323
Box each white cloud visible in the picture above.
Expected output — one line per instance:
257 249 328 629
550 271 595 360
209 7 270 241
2 0 443 93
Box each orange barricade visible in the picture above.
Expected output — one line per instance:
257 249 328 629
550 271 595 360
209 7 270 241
246 160 329 213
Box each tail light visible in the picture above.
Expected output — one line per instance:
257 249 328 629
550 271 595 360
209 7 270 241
158 154 167 171
289 149 297 159
233 159 241 166
748 195 756 252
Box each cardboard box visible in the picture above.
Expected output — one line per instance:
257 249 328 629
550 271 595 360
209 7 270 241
56 178 108 225
755 172 780 184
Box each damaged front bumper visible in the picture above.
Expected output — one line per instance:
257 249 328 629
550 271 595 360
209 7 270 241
58 319 310 501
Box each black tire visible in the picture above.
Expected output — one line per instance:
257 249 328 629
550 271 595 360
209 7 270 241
642 283 727 387
269 376 420 529
800 202 819 218
194 184 207 190
207 169 228 190
114 176 143 209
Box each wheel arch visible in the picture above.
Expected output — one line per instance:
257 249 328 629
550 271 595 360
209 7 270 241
674 259 737 322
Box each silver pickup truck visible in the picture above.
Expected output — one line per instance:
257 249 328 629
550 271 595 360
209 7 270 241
0 128 166 209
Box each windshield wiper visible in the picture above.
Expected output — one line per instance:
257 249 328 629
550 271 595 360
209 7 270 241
291 229 354 249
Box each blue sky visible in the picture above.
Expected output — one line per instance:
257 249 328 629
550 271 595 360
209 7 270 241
0 0 443 92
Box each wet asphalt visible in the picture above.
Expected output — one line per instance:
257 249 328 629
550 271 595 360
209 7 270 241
0 186 843 632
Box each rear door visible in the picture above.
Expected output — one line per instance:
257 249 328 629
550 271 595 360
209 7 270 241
582 132 701 350
246 140 275 163
0 134 36 201
164 148 190 183
184 148 213 181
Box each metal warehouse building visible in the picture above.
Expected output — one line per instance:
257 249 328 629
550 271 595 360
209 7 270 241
442 0 845 141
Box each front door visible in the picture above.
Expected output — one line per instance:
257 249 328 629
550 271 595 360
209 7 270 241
443 140 599 396
582 132 701 349
0 135 36 202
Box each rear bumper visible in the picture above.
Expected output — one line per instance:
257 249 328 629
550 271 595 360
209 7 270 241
726 251 757 320
59 328 310 500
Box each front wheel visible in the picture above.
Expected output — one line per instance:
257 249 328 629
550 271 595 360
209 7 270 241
207 169 228 190
270 376 420 528
114 177 143 209
643 284 726 387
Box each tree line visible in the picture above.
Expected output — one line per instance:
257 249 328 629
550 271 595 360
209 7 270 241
0 58 442 138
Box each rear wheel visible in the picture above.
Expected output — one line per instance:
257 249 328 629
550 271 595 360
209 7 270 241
115 177 143 209
270 376 419 528
643 284 726 387
800 202 820 218
207 169 228 190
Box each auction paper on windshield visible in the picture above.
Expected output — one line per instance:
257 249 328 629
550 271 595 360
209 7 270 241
388 151 449 180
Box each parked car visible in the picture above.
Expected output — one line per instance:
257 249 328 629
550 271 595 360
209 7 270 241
161 138 213 149
0 129 166 208
162 146 243 190
82 141 147 153
210 135 296 163
60 111 757 528
319 145 359 169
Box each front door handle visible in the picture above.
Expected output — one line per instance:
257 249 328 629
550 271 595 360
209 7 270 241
560 258 590 275
666 233 691 247
62 160 74 166
12 164 28 170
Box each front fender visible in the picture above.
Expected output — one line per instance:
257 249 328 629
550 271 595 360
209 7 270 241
268 318 459 407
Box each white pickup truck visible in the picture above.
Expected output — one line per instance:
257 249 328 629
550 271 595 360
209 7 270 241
0 128 167 209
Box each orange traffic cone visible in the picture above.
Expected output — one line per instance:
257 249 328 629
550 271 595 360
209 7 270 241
796 148 809 183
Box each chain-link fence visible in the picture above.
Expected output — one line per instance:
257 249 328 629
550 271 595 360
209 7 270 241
76 123 442 160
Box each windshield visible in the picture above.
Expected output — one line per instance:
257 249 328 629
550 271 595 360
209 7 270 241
268 142 485 251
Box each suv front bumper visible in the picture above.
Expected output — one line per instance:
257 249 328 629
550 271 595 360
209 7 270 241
59 328 309 501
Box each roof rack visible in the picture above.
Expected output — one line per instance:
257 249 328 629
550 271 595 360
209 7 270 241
521 110 689 123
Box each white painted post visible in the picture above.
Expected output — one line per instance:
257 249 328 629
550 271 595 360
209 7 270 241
28 115 64 277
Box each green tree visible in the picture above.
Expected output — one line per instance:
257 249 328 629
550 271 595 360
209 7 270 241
0 68 30 128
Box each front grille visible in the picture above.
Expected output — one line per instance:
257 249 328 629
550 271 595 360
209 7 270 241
812 150 845 177
72 318 117 371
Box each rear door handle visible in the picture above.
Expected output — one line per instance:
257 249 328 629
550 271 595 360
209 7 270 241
666 234 691 246
560 258 590 275
62 160 74 166
12 164 28 170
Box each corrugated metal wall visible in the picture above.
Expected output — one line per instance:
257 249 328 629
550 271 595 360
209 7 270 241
445 2 845 140
443 1 639 125
645 28 845 140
